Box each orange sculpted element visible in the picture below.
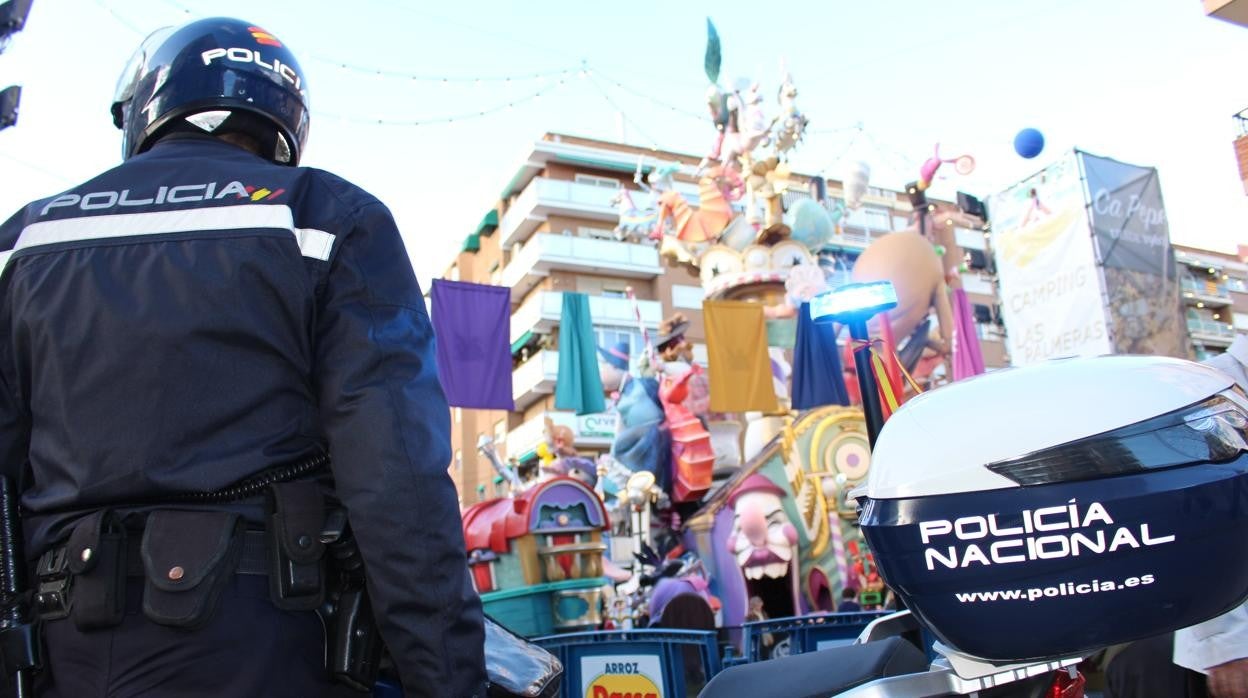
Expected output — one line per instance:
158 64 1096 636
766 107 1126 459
652 170 732 244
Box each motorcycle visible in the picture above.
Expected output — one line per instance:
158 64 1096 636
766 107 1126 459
703 354 1248 697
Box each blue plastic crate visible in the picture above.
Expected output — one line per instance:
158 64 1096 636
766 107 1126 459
535 628 722 698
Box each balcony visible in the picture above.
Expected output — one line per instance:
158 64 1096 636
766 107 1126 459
505 409 619 461
960 273 996 297
510 291 662 346
512 349 559 411
501 233 663 301
1181 278 1232 307
499 177 624 250
1188 318 1237 347
822 226 890 251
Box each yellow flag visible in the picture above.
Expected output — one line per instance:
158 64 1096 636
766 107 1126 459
704 300 780 413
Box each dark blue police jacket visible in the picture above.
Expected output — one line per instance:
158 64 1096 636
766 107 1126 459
0 135 485 695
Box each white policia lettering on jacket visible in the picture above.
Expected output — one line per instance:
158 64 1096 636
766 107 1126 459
918 500 1176 570
39 182 255 215
4 205 336 272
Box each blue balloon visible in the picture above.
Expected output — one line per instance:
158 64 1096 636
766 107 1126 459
1014 128 1045 159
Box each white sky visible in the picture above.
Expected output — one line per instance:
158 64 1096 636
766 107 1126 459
2 0 1246 288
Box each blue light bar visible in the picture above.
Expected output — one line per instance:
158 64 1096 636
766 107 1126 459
810 281 899 322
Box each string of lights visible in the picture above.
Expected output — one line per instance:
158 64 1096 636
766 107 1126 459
591 70 709 123
160 0 195 15
0 151 74 184
586 75 664 152
309 56 579 84
861 130 922 182
813 127 864 177
313 76 565 126
94 0 146 36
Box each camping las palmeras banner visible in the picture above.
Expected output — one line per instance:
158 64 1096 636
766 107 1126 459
430 279 514 410
989 151 1111 365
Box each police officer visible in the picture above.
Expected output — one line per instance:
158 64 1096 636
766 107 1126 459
0 17 485 697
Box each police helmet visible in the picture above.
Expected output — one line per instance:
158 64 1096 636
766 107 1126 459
859 355 1248 662
111 18 309 165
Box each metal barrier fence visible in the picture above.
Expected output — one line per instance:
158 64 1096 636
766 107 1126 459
738 611 894 664
534 628 722 698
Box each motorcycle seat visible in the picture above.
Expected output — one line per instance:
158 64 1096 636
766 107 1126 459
699 636 928 698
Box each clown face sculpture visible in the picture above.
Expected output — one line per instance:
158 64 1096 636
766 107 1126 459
727 475 798 581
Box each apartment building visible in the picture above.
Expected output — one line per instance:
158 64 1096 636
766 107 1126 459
1173 244 1248 360
440 133 1008 502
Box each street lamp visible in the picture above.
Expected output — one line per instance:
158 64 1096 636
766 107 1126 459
810 281 899 448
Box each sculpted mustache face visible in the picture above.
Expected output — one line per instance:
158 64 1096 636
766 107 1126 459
729 490 798 580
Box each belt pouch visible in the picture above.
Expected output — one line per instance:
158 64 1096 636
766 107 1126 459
64 509 126 630
267 481 326 611
140 510 242 629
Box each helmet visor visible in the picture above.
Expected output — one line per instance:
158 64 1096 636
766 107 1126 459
111 26 176 128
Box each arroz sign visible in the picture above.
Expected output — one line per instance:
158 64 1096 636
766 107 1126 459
581 655 664 698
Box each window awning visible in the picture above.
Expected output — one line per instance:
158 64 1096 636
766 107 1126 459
558 154 653 175
510 330 534 355
475 210 499 237
462 233 480 253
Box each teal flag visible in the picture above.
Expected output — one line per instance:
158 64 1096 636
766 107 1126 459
554 292 606 415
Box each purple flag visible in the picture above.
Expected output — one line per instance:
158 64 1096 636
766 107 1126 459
431 280 514 410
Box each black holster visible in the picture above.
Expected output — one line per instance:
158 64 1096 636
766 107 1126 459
325 587 382 692
319 508 383 692
268 483 381 690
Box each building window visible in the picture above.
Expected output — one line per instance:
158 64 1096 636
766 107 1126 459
578 226 617 240
493 419 507 452
453 449 462 473
955 226 987 251
966 248 989 270
574 174 621 189
671 284 705 310
454 407 462 424
601 287 627 299
489 262 501 285
844 206 892 232
864 208 892 231
595 327 643 357
691 343 709 366
447 265 460 282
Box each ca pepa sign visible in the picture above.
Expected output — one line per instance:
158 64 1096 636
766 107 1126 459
581 655 663 698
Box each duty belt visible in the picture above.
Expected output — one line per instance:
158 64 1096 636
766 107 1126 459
33 529 269 621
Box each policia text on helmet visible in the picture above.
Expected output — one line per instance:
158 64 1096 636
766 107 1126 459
111 19 309 166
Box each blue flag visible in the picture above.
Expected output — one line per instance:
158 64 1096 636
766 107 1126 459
431 280 514 410
792 301 850 410
554 292 606 415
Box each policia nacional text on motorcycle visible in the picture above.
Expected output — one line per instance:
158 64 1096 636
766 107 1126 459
0 17 487 697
